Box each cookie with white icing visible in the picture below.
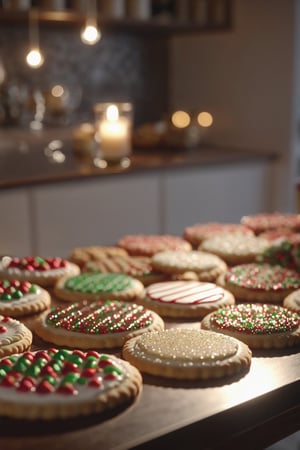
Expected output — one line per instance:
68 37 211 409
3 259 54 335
0 256 80 287
283 290 300 313
139 281 235 318
151 250 227 282
201 303 300 349
117 234 192 257
199 233 269 265
217 263 300 303
0 348 142 419
0 315 32 358
183 222 253 246
34 300 164 349
122 328 251 380
0 279 51 317
54 273 145 303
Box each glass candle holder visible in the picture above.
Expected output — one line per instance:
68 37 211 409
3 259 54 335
94 102 133 166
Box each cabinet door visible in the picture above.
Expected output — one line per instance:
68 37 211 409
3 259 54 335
32 173 161 256
0 188 31 255
163 161 273 235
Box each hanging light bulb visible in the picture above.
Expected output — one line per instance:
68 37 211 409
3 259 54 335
80 0 101 45
26 9 44 69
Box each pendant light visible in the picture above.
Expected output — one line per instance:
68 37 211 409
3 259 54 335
25 8 44 69
80 0 101 45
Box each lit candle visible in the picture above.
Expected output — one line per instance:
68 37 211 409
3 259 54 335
98 104 132 162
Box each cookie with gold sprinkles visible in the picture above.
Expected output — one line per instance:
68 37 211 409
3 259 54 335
217 263 300 303
54 273 145 303
0 348 142 420
201 303 300 349
34 300 164 349
122 328 251 380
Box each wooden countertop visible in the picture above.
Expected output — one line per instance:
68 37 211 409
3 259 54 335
0 310 298 450
0 127 278 189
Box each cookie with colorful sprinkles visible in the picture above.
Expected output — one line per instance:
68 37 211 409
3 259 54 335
0 279 51 318
34 300 164 349
0 348 142 419
139 281 235 318
0 256 80 287
0 315 32 358
116 234 192 257
217 263 300 303
201 303 300 349
122 328 252 380
183 222 254 247
54 273 145 303
240 212 300 235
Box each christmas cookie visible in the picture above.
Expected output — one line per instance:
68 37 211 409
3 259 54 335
199 233 269 265
0 256 80 287
83 255 167 286
151 250 227 282
122 328 251 380
139 281 235 318
240 212 300 234
283 290 300 313
218 263 300 303
201 303 300 349
0 348 142 419
183 222 253 247
260 228 299 242
34 300 164 349
54 273 145 303
69 246 128 268
0 279 50 318
116 234 192 257
0 315 32 358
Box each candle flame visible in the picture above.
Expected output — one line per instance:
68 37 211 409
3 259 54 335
106 104 119 122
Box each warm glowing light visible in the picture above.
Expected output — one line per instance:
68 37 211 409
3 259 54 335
197 111 213 127
51 85 64 97
26 48 44 68
171 110 191 128
106 104 119 121
80 24 101 45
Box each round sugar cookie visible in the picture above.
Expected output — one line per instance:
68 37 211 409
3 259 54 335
139 281 235 318
34 300 164 349
183 222 253 246
69 246 128 268
0 279 50 318
218 263 300 303
122 328 251 380
54 273 145 303
240 212 300 234
283 290 300 313
0 315 32 358
151 250 227 282
116 234 192 257
0 256 80 287
83 255 167 286
0 348 142 420
199 233 269 265
201 303 300 349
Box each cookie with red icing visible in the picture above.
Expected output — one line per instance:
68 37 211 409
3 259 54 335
139 281 234 318
0 348 142 419
34 300 164 349
217 263 300 303
116 234 192 257
201 303 300 349
0 279 50 318
0 315 32 358
183 222 253 246
54 273 145 303
0 256 80 287
240 212 300 235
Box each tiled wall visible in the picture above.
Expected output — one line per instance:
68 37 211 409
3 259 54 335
0 23 169 126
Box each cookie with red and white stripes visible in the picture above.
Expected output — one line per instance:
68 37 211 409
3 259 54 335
139 281 234 318
117 234 192 257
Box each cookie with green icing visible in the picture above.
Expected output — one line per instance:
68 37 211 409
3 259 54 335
201 303 300 349
0 348 142 419
54 272 145 303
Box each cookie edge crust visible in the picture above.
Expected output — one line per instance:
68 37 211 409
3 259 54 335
0 358 142 420
122 331 252 380
34 308 165 349
0 288 51 317
201 313 300 349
